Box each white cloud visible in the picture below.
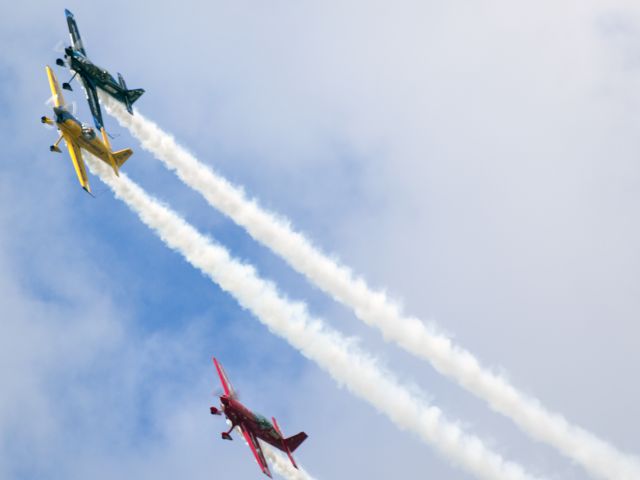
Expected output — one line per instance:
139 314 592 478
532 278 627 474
1 1 639 479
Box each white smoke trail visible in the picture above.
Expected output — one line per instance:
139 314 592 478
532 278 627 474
237 425 315 480
86 156 541 480
263 445 315 480
101 97 640 480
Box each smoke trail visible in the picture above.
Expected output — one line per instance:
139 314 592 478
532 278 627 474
101 97 640 480
237 425 315 479
86 156 541 480
263 445 315 480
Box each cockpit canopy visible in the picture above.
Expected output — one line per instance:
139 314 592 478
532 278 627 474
255 414 273 430
81 124 96 139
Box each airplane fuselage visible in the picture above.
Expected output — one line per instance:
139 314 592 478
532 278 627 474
67 49 125 96
209 358 307 477
221 396 283 445
53 107 111 163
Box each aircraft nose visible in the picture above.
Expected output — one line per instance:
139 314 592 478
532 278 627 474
53 107 64 122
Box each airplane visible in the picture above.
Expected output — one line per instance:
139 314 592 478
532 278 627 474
209 357 308 478
41 65 133 195
55 9 144 130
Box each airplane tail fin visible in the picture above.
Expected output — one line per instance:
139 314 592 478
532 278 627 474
112 148 133 168
117 73 145 114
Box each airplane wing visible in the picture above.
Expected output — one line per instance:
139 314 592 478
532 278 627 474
63 134 91 194
46 65 65 108
213 357 237 399
65 9 86 56
83 79 104 130
239 425 272 478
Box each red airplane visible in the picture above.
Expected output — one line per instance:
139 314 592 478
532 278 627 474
209 357 308 478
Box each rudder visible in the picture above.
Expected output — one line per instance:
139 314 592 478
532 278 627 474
117 73 144 113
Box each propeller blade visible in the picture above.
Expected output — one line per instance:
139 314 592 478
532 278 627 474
64 101 78 115
53 40 67 54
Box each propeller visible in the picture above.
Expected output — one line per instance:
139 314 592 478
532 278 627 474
44 94 77 115
42 95 57 130
213 387 240 400
52 39 67 55
42 95 77 132
65 100 78 116
52 40 69 66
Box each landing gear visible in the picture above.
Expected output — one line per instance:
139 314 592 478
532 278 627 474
210 406 221 415
221 425 234 440
62 72 77 91
56 58 65 67
49 135 63 153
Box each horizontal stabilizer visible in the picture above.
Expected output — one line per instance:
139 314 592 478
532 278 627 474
284 432 308 453
126 88 145 105
117 73 144 114
112 148 133 167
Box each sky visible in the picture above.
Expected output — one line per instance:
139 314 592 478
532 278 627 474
1 1 639 479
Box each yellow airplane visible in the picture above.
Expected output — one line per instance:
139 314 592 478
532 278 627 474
41 65 132 195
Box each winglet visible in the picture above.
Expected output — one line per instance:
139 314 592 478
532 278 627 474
100 127 119 177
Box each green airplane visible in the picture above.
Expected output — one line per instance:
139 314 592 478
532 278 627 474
55 9 144 130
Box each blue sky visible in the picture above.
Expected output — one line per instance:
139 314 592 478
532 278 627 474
1 1 639 479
